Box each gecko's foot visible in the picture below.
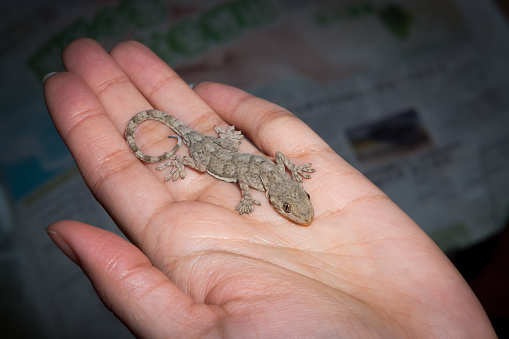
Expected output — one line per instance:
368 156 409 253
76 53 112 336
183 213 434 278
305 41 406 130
156 160 186 181
275 151 315 183
215 125 244 141
235 196 261 215
214 125 244 151
290 163 315 183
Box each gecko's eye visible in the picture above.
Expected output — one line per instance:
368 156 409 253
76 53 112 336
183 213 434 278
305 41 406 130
283 202 292 213
306 193 310 199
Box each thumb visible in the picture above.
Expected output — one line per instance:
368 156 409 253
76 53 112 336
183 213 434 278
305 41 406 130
46 220 217 337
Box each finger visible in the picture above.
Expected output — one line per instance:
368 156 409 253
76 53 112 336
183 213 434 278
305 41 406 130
46 221 218 338
110 41 257 153
43 71 175 243
110 41 218 132
62 38 179 161
62 38 149 131
192 82 333 158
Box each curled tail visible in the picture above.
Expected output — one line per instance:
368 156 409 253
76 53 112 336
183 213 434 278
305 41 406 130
125 109 190 163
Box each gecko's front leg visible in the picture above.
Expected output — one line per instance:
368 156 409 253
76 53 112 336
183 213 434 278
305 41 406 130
235 177 261 214
275 151 315 183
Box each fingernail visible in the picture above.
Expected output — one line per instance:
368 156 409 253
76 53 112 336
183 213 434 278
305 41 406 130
43 72 58 84
46 228 80 266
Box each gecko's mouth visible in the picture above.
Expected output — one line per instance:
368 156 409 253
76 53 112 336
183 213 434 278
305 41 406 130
298 215 314 226
284 209 313 226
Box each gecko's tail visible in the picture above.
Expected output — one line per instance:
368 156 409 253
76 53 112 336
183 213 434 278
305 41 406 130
125 109 186 163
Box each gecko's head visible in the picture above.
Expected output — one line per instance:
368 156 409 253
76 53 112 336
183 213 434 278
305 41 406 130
267 181 314 226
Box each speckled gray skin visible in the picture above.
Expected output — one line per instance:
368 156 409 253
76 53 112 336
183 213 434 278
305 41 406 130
125 109 315 225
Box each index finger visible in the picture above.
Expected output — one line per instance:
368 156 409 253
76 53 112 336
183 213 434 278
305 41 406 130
192 82 336 160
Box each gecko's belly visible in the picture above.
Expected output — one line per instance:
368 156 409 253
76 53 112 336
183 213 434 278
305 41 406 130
207 170 237 183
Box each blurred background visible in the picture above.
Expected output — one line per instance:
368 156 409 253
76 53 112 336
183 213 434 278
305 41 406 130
1 0 508 337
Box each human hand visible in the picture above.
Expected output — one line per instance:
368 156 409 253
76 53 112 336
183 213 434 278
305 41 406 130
43 38 495 338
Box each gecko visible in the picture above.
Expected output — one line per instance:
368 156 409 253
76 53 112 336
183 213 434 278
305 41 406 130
125 109 315 225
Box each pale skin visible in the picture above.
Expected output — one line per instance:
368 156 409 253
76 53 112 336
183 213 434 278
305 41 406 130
43 38 495 338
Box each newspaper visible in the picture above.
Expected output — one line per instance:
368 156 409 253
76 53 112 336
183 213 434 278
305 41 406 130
1 0 508 337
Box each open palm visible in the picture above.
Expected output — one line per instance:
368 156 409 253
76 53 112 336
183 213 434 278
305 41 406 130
43 38 494 338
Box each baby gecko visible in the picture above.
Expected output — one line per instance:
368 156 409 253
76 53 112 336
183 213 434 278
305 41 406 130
125 109 315 225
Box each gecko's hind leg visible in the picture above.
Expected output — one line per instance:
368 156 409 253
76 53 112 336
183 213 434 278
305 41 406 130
156 159 184 182
156 154 207 182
